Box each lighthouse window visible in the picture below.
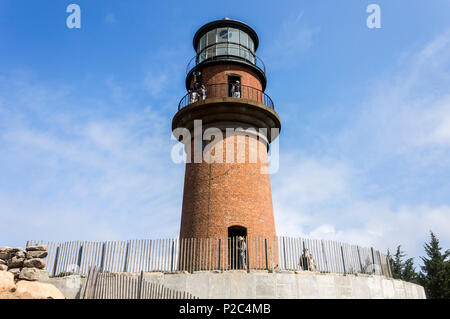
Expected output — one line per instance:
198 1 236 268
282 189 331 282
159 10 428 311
206 46 215 59
217 28 228 42
207 29 216 46
249 38 254 52
229 28 239 44
216 43 227 56
196 28 256 65
240 46 249 60
229 43 239 56
199 35 206 52
239 31 248 47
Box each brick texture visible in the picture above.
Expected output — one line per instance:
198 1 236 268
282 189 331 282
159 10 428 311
180 134 276 239
177 61 278 270
190 63 263 91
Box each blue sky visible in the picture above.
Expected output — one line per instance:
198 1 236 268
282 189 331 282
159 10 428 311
1 1 449 264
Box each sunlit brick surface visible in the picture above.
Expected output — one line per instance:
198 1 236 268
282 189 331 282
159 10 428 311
189 63 263 90
180 134 276 240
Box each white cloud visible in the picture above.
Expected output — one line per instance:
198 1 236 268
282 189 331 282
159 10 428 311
0 73 184 246
267 11 319 67
343 30 450 159
143 72 170 97
272 31 450 260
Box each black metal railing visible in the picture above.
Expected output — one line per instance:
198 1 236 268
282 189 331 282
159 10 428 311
28 237 392 277
186 44 266 75
177 83 275 111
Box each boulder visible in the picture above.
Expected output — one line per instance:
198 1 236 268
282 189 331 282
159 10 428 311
26 251 48 259
0 271 15 291
0 264 7 271
14 250 26 259
7 257 24 268
15 281 65 299
0 247 12 260
18 268 49 282
26 245 47 252
0 259 6 265
23 258 46 269
8 268 22 278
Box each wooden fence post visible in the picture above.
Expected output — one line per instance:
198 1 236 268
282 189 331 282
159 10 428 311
370 247 375 274
77 243 83 272
217 239 221 270
52 245 60 277
264 238 268 270
138 270 144 299
100 242 106 271
170 240 175 273
357 246 363 273
123 241 130 272
340 246 346 275
321 240 328 273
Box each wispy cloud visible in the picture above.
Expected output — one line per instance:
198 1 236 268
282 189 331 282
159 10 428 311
267 11 319 67
272 30 450 260
0 72 183 246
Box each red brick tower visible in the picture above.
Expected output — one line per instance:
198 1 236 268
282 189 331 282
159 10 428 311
172 18 281 269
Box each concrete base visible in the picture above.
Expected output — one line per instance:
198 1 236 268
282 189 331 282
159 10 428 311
49 271 426 299
141 271 425 299
46 275 86 299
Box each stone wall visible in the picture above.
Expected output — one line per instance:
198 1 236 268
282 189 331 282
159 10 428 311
0 245 65 299
0 245 49 282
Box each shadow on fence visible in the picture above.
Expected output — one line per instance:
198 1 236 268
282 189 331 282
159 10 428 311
27 236 392 278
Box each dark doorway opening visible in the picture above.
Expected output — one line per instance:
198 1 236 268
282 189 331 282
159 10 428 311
228 226 247 270
228 75 241 98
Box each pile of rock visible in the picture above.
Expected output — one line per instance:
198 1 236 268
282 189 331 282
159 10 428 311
0 245 49 282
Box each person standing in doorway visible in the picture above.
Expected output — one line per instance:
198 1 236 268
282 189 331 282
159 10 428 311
238 236 247 270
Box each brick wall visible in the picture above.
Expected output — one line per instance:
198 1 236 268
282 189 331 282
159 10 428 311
189 63 263 91
180 133 276 239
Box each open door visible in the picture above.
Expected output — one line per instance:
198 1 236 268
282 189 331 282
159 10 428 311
228 226 247 270
228 74 241 98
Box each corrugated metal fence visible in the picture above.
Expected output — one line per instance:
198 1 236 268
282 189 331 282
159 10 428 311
27 236 392 278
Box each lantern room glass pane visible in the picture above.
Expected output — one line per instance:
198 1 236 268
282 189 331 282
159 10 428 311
199 35 206 52
216 43 227 56
207 29 216 46
228 44 239 57
240 46 249 60
198 51 206 63
217 28 228 42
229 28 239 44
249 38 254 52
239 31 248 47
206 46 215 59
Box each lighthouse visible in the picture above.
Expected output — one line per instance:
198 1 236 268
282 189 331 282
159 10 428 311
172 18 281 269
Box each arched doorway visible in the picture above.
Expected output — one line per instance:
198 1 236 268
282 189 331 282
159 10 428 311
228 226 247 270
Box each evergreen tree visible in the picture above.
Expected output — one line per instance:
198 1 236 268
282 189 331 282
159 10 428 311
387 245 418 283
402 257 418 283
388 246 404 279
419 231 450 299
